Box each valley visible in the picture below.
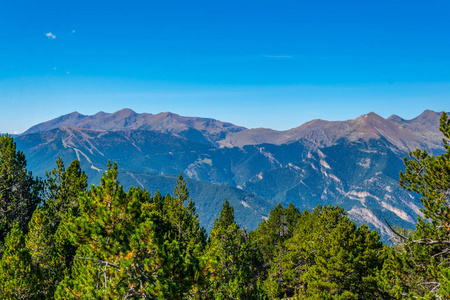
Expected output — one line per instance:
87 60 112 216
14 109 447 237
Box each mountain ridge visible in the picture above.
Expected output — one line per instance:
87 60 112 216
23 109 446 153
23 108 246 147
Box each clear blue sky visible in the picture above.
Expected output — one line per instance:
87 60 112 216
1 0 449 133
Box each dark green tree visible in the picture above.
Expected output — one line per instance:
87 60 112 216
204 200 266 299
163 174 207 253
265 205 384 299
26 206 63 299
251 202 302 296
212 199 235 231
0 135 42 245
0 223 40 299
55 162 201 299
381 112 450 298
299 207 384 299
43 158 87 231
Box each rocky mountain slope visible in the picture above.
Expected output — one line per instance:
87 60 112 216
23 109 245 146
15 109 447 237
220 110 445 153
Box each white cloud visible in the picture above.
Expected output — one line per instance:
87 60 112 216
262 55 292 58
45 32 56 39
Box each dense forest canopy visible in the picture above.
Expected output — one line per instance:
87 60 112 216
0 112 449 299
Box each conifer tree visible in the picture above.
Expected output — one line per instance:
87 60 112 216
299 207 384 299
0 223 40 299
381 112 450 298
212 199 234 231
251 202 302 297
0 135 42 245
55 162 200 299
43 158 87 231
253 203 301 265
264 205 384 299
204 200 265 299
164 174 207 253
26 206 63 298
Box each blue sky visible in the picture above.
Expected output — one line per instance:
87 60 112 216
1 0 449 133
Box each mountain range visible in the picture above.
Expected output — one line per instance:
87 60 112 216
15 109 447 237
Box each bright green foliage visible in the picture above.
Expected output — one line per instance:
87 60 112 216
265 205 384 299
253 203 301 265
55 162 201 299
26 206 64 298
20 159 88 299
204 200 266 299
300 208 384 299
155 174 208 297
163 174 207 254
380 112 450 298
0 135 42 245
251 202 302 297
213 199 235 231
43 159 87 280
262 208 317 298
0 223 40 299
43 158 87 231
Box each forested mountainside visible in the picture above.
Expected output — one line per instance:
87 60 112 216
14 109 447 237
1 112 450 299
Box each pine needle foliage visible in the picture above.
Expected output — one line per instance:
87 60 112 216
380 112 450 298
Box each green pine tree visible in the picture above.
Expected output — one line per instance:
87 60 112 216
265 205 384 299
0 135 42 246
204 200 266 299
0 223 40 299
26 206 64 298
380 112 450 298
55 162 200 299
43 158 87 232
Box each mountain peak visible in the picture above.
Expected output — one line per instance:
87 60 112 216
387 114 405 123
418 109 438 118
409 109 440 126
159 111 180 118
63 111 84 120
355 111 384 123
113 108 137 117
366 111 383 118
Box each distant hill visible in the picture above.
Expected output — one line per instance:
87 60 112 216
23 109 245 147
15 109 448 238
219 110 445 153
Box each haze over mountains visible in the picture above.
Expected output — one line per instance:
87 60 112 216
15 109 447 237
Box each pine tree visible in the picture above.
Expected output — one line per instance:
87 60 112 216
253 203 301 262
299 207 384 299
55 162 199 299
380 112 450 298
26 206 63 298
0 223 40 299
43 158 87 231
212 199 234 231
264 205 384 299
18 159 88 299
0 135 42 245
164 174 207 253
204 200 266 299
251 202 301 297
